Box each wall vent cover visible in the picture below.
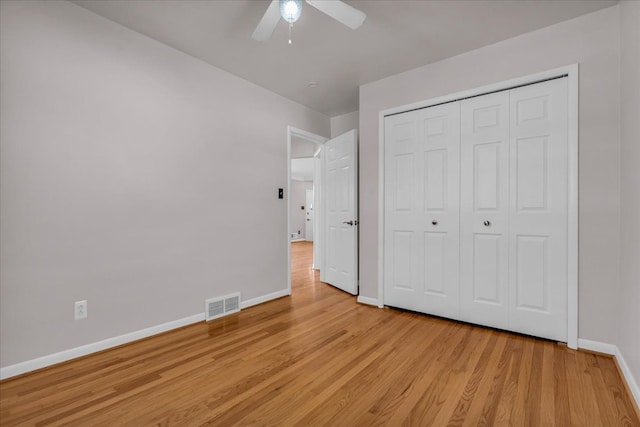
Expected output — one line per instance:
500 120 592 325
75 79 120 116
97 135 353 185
205 292 241 321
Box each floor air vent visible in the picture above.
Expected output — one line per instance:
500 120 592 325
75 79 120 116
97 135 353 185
205 293 241 321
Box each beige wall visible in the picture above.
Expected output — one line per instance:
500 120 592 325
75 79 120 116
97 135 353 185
0 0 330 367
618 0 640 394
331 111 359 138
359 6 621 343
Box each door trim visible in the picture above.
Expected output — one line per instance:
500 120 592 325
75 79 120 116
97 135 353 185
287 126 328 296
377 64 579 349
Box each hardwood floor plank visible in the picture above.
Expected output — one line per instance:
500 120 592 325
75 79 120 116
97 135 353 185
598 355 640 426
0 241 638 426
277 315 422 426
379 323 472 426
460 333 509 427
565 348 589 426
539 342 557 426
524 340 544 425
575 350 604 426
446 331 500 427
477 333 515 426
403 325 492 427
492 335 524 426
403 328 482 426
553 343 572 427
310 318 459 426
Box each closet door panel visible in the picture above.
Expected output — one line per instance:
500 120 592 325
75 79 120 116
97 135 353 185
419 103 460 318
474 142 501 210
508 78 568 341
384 102 460 318
391 230 414 290
424 231 446 295
424 149 447 210
473 233 503 304
460 92 510 330
393 154 414 211
384 112 420 306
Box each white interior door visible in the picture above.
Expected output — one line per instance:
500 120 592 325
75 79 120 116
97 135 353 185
383 103 460 318
508 78 568 341
323 129 358 295
305 189 314 241
460 91 510 330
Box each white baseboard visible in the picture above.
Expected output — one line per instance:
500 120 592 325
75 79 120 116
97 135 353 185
578 338 640 408
614 346 640 409
578 338 617 355
357 296 380 307
290 239 305 242
0 289 291 381
241 289 290 309
0 312 204 380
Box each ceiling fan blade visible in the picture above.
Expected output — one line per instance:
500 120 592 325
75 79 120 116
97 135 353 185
305 0 366 30
252 0 281 41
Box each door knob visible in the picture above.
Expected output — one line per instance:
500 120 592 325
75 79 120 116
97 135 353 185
343 220 354 226
484 220 491 227
432 220 438 225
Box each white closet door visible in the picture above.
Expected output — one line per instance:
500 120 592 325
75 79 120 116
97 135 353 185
383 77 570 343
384 102 460 318
460 92 510 330
508 78 568 341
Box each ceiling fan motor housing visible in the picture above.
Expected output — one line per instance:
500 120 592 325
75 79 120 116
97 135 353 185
280 0 303 23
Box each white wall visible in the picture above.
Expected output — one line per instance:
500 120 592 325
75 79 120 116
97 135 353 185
618 0 640 397
0 0 330 368
359 6 621 344
290 181 313 240
331 111 359 138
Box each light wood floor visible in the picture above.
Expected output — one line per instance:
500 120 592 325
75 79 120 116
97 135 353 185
1 241 638 426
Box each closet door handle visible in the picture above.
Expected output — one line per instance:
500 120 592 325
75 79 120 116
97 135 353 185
483 220 491 227
432 220 438 225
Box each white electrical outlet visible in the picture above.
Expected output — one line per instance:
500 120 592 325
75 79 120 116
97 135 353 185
74 300 87 320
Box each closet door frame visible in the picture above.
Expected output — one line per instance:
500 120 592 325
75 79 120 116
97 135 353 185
377 64 579 349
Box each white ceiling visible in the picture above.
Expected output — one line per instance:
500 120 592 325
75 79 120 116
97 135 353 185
73 0 617 117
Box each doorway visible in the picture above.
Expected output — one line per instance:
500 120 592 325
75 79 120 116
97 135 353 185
287 127 327 295
287 127 360 297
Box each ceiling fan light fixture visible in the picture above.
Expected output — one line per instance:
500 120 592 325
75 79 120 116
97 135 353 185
251 0 366 43
280 0 302 23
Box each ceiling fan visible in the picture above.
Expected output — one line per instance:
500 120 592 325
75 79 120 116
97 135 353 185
252 0 366 43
